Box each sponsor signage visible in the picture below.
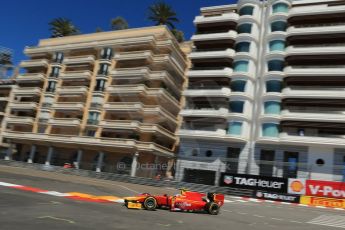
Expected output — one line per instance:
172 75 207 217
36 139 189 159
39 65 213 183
305 180 345 199
255 191 300 203
300 196 345 209
220 173 287 193
288 178 306 195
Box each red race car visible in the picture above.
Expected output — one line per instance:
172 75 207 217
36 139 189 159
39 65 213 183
124 189 225 215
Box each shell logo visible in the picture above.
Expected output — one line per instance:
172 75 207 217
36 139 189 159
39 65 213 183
290 180 304 193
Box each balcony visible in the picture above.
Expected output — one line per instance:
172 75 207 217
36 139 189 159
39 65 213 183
2 131 174 157
189 49 235 60
281 110 345 123
287 25 345 37
114 51 153 61
60 70 92 80
191 31 237 42
180 108 229 118
12 87 42 96
285 45 345 56
178 128 246 142
19 59 48 68
107 85 146 94
9 102 37 110
6 116 34 125
48 118 81 127
52 102 85 111
104 103 177 124
284 66 345 77
110 67 150 79
282 87 345 99
183 87 231 97
187 67 232 78
16 73 45 82
99 120 175 140
57 86 89 95
288 4 345 18
194 13 239 25
63 55 95 65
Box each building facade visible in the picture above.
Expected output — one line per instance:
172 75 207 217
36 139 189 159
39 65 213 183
177 0 345 185
3 26 188 178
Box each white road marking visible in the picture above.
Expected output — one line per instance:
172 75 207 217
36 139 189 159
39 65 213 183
253 215 265 218
0 182 20 187
308 215 345 229
39 191 69 197
37 216 75 224
271 218 283 221
222 209 232 213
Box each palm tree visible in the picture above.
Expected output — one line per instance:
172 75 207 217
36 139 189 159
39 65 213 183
171 29 184 43
147 1 179 29
111 16 129 30
49 18 80 38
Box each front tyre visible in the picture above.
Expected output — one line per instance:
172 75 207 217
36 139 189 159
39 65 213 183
143 197 157 211
207 202 220 215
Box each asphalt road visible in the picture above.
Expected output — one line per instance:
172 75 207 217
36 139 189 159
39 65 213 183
0 165 344 230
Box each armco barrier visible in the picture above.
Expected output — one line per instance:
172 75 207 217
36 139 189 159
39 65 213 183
0 159 250 196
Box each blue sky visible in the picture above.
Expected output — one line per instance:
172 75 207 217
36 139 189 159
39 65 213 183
1 0 236 65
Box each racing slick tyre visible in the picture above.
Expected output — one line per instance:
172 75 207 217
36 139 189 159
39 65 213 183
143 197 157 211
206 202 220 215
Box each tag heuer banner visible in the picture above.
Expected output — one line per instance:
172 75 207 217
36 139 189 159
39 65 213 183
220 173 288 193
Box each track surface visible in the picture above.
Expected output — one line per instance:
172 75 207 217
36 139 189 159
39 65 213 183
0 165 344 230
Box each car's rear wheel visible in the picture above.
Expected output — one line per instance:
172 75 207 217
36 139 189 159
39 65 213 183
207 202 220 215
143 197 157 211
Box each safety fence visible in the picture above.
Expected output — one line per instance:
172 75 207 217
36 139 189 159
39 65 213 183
0 159 239 195
1 159 344 209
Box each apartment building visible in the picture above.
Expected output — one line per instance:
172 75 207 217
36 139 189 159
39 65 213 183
3 26 188 178
176 0 345 185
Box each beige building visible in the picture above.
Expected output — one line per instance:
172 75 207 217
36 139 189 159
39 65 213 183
3 26 188 178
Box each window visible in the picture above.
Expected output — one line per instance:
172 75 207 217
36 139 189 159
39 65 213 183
264 101 281 114
50 67 60 77
269 40 285 51
46 81 56 92
283 152 299 178
237 23 252 34
205 150 213 157
262 123 279 137
101 47 113 60
231 80 246 92
316 159 325 166
87 130 96 137
88 112 100 125
226 147 241 173
192 149 198 156
228 121 243 135
235 42 250 52
266 80 282 92
273 3 289 13
233 60 249 72
268 60 284 71
95 79 106 91
271 21 287 32
230 101 244 113
239 6 254 16
98 63 109 75
53 52 64 63
259 150 275 176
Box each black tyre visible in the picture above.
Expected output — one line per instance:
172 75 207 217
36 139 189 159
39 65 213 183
143 197 157 211
207 202 220 215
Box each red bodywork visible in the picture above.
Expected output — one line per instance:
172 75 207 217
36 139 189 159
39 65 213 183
124 191 225 213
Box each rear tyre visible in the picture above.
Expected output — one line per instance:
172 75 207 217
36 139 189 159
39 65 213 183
207 202 220 215
143 197 157 211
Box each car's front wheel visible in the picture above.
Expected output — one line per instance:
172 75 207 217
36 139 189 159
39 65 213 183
143 197 157 211
207 202 220 215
